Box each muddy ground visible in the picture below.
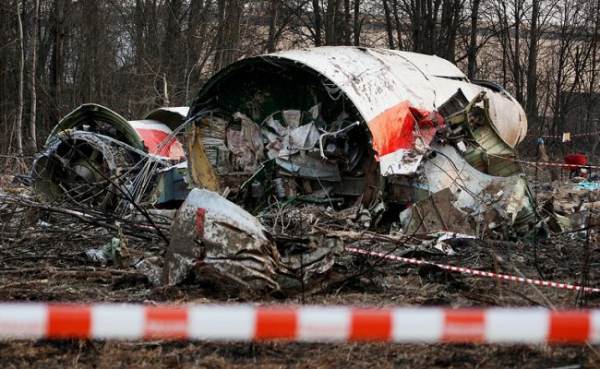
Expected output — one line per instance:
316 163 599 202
1 172 600 368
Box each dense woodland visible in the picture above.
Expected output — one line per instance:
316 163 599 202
1 0 600 161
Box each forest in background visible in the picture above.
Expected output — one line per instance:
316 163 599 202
1 0 600 161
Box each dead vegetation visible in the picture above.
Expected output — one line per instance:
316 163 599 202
1 170 600 367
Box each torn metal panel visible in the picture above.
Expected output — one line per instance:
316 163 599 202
442 92 523 177
32 131 138 208
153 162 191 205
275 154 341 181
226 113 265 172
187 124 221 192
417 144 535 234
485 90 528 148
368 101 443 176
45 104 144 149
400 188 473 235
276 236 344 292
42 103 186 160
162 188 346 292
188 105 373 210
163 188 281 290
427 78 527 148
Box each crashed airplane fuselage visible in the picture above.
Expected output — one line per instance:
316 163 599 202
186 47 533 235
163 46 535 290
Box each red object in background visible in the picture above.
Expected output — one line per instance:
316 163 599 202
562 154 587 172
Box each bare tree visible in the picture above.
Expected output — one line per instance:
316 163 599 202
466 0 481 78
525 0 539 128
313 0 323 46
353 0 362 45
396 0 467 62
214 0 243 70
15 0 24 156
325 0 339 45
382 0 395 49
29 0 40 151
267 0 281 52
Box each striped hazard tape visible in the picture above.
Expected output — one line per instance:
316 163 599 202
536 130 600 140
487 154 600 171
347 247 600 293
0 303 599 343
516 159 600 170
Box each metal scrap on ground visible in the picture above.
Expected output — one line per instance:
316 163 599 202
20 46 597 295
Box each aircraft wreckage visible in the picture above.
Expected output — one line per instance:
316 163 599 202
32 47 536 293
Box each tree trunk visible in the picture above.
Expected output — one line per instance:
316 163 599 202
15 0 24 156
29 0 40 151
344 0 351 45
49 0 68 123
391 0 403 50
134 0 145 67
467 0 481 78
325 0 339 45
267 0 280 52
382 0 395 49
526 0 539 128
162 0 182 104
214 0 242 70
586 0 600 130
313 0 323 46
353 0 360 45
513 0 523 104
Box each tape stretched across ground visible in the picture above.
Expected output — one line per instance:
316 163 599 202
347 247 600 293
0 303 599 343
487 152 600 170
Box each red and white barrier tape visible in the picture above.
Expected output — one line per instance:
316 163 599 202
537 130 600 139
0 303 599 343
487 154 600 171
515 159 600 170
347 247 600 294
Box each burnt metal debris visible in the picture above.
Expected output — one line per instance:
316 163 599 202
32 104 189 212
29 47 542 293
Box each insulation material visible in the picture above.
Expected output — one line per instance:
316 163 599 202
227 113 265 172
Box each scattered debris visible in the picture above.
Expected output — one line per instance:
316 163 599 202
23 47 593 295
